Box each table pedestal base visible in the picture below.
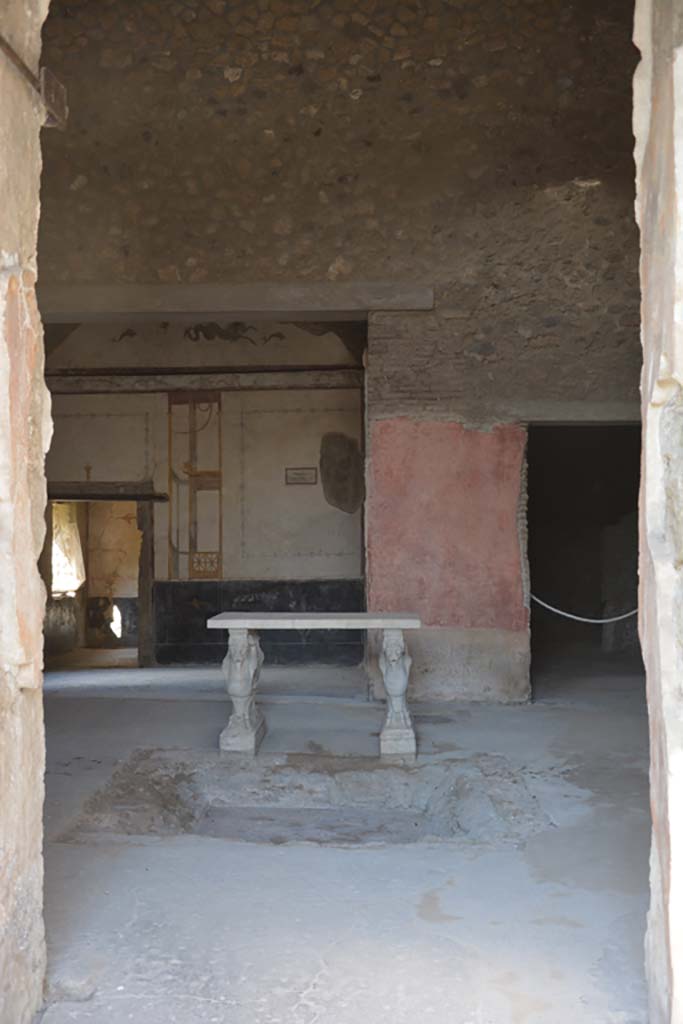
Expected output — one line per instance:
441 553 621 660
378 628 417 759
220 628 266 755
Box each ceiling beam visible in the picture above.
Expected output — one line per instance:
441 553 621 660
48 481 168 502
37 282 434 323
46 367 363 394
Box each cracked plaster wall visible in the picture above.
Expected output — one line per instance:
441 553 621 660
87 501 141 599
0 2 52 1020
633 1 683 1020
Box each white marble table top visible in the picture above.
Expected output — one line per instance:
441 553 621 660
207 612 421 630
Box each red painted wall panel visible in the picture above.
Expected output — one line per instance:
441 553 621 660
367 418 528 631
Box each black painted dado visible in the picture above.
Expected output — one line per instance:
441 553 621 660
86 596 138 648
44 596 80 655
153 579 365 666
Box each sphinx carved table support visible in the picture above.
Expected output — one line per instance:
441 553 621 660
378 628 416 758
208 613 421 759
219 628 266 754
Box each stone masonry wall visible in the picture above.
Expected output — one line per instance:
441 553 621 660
38 0 641 411
633 0 683 1020
0 3 52 1020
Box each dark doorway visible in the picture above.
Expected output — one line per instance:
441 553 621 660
527 425 642 692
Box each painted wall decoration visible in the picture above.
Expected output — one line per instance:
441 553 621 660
367 418 528 631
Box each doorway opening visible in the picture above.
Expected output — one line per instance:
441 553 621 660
527 424 642 696
42 499 143 670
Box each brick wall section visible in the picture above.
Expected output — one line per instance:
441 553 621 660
367 305 641 421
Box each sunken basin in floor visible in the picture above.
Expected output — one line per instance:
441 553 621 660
60 748 552 847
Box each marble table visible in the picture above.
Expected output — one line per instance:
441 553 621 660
207 612 422 758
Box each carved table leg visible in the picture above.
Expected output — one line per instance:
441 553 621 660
219 628 266 754
379 628 417 758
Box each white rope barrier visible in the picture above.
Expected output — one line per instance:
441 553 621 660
530 594 638 625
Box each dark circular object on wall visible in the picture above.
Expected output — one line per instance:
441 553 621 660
319 432 365 514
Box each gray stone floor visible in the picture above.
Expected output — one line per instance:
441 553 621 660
38 655 649 1023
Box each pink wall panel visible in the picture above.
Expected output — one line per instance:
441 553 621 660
367 419 528 631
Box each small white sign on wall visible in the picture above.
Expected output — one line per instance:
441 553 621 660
285 467 318 486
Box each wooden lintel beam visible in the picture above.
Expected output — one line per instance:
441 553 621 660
49 482 168 502
37 282 434 323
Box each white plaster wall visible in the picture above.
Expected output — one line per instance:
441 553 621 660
88 501 141 599
220 389 362 581
47 389 362 582
47 393 164 484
